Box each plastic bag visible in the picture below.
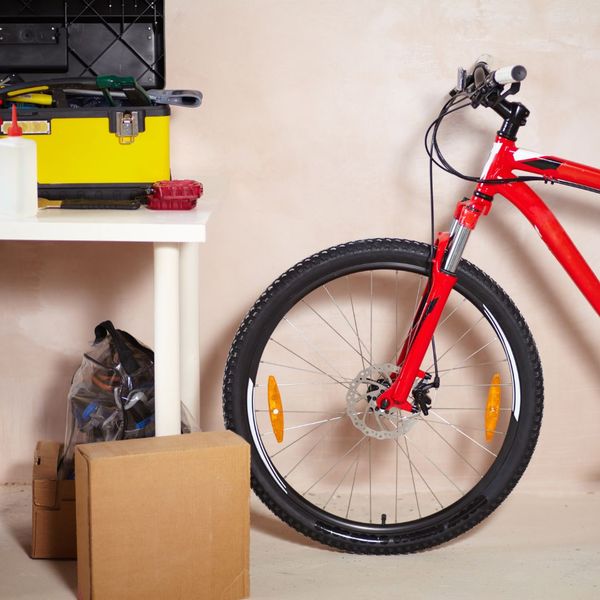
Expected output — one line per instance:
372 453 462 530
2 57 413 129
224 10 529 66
60 321 193 478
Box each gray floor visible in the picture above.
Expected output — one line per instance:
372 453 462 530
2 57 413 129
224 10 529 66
1 483 598 599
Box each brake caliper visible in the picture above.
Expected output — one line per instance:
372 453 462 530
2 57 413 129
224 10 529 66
411 374 440 416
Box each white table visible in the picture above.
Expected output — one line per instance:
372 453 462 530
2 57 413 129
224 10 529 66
0 206 211 436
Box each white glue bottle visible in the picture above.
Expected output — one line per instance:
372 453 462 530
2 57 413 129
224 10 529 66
0 105 38 217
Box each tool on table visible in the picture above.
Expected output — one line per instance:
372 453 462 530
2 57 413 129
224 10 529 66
38 197 141 210
0 76 154 109
146 89 203 108
4 92 53 106
141 180 203 210
60 88 203 107
2 79 202 109
96 75 152 107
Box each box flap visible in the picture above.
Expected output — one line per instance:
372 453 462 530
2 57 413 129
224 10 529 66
75 430 246 461
33 479 75 508
75 448 91 598
33 440 63 480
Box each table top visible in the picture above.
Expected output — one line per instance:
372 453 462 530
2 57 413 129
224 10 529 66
0 202 212 243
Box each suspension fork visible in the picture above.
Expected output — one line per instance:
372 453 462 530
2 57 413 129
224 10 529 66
376 195 490 412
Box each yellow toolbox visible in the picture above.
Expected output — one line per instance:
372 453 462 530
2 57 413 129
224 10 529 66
0 1 188 200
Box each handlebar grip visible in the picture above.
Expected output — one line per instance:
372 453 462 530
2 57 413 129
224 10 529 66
493 65 527 85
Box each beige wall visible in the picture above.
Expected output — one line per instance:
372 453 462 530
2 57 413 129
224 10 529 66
1 0 598 490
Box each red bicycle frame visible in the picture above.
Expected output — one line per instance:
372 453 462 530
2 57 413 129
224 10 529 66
378 135 600 412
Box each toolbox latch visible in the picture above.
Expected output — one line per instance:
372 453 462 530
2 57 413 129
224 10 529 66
115 111 139 145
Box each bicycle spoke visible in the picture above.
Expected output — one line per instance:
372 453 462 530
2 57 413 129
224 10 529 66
369 271 374 365
324 283 370 368
428 410 498 457
301 299 366 361
437 297 467 328
450 338 498 369
255 409 347 414
261 415 345 436
269 418 330 458
418 416 505 435
323 451 361 511
255 381 349 388
282 318 350 382
395 271 399 358
432 407 511 411
420 416 483 476
438 383 512 388
345 276 368 371
436 359 508 374
395 437 444 511
345 445 362 519
284 423 336 478
395 412 399 522
400 421 421 517
427 316 485 369
368 438 373 523
303 436 366 497
404 435 464 494
260 360 332 376
270 338 351 390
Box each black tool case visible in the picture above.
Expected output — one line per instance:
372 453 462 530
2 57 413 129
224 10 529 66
0 1 170 200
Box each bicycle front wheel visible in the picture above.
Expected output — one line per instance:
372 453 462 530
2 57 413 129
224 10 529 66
223 239 543 553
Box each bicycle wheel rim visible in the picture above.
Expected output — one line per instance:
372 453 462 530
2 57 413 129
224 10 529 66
230 243 536 545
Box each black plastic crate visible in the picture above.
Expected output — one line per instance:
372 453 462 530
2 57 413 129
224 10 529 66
0 0 165 89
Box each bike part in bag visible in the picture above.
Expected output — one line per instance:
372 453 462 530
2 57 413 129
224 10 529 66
61 320 175 478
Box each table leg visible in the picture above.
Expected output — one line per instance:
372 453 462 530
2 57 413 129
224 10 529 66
179 242 201 429
153 242 181 436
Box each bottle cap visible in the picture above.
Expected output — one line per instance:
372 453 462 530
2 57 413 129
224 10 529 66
7 104 23 136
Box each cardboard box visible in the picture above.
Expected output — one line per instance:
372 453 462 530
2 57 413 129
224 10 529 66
31 441 77 559
75 431 250 600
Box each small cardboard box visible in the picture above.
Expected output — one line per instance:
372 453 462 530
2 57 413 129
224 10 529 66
75 431 250 600
31 441 77 559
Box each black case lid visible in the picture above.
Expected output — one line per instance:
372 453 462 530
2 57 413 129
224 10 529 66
0 1 165 89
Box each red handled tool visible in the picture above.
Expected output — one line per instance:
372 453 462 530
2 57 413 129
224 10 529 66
144 180 203 210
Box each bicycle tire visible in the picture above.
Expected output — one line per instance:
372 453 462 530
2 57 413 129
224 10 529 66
223 238 543 554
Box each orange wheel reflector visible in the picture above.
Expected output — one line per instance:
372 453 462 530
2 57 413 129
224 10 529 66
485 373 501 442
268 375 284 443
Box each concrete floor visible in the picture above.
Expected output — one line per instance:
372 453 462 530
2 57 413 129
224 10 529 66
0 483 598 599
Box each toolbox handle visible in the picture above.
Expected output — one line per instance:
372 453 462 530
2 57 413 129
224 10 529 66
96 75 152 106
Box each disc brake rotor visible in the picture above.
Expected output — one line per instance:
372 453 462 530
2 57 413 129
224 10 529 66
346 363 419 439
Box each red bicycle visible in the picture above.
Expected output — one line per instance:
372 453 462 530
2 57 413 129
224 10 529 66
223 59 600 554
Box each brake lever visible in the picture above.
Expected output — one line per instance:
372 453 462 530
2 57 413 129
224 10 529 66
456 67 468 92
475 81 521 109
449 67 473 97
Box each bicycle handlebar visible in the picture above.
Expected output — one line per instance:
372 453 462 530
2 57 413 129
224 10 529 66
453 59 528 118
456 59 527 95
493 65 527 85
